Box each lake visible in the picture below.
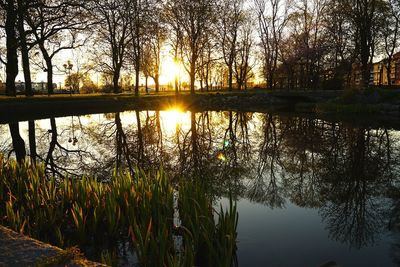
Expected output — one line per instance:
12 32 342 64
1 108 400 266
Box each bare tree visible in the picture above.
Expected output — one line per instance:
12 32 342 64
219 0 244 91
16 0 40 96
322 0 354 89
295 0 328 89
148 28 164 93
349 0 381 87
129 0 142 96
90 0 132 93
142 9 165 93
382 0 400 85
126 0 158 96
198 34 218 91
234 17 255 90
166 0 217 94
141 44 152 94
162 3 183 94
26 0 89 94
254 0 289 89
275 0 328 90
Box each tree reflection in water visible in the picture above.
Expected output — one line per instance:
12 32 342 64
220 112 252 198
319 127 395 249
174 111 248 196
247 114 285 208
3 110 400 255
115 112 134 174
8 122 26 163
28 120 36 165
35 117 95 177
280 117 327 208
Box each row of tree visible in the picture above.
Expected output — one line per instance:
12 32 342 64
1 0 400 96
256 0 400 89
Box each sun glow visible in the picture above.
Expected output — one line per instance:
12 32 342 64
160 107 188 134
160 57 181 84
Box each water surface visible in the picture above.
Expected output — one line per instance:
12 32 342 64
2 109 400 266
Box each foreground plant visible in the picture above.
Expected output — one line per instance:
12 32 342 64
0 156 238 266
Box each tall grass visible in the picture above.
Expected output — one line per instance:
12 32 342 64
0 156 238 266
178 181 238 266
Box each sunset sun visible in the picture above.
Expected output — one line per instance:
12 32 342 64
161 58 180 84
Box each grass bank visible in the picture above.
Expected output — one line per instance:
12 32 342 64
0 157 238 266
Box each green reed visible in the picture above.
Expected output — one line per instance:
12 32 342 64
178 180 238 266
0 156 238 266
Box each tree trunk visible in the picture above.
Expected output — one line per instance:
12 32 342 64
190 58 196 94
190 111 198 170
145 76 148 94
155 75 159 93
173 35 179 95
5 0 18 97
17 0 33 96
134 63 140 96
205 64 209 92
357 3 374 88
228 64 233 91
268 72 274 90
9 122 26 163
113 65 121 93
387 58 392 85
136 110 143 163
39 43 54 94
199 76 203 92
134 32 140 96
46 60 54 94
360 47 370 88
175 76 179 94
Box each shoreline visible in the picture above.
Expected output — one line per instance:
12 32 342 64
0 90 399 128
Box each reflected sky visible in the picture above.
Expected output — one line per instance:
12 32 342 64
2 109 400 266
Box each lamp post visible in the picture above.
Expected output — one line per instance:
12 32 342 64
63 60 73 95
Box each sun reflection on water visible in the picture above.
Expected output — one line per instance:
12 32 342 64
160 107 189 134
